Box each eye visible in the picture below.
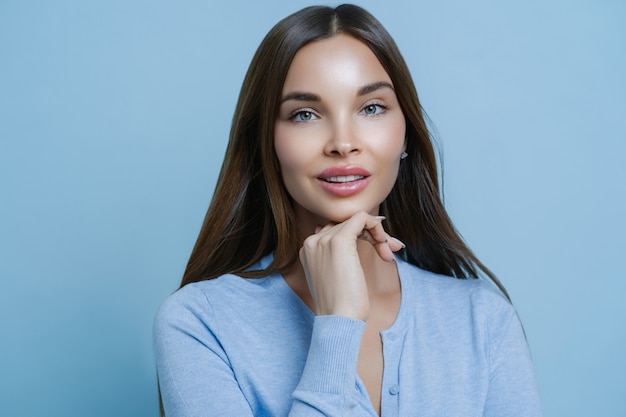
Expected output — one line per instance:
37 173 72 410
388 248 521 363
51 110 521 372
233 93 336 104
362 103 387 116
297 111 313 121
289 110 318 122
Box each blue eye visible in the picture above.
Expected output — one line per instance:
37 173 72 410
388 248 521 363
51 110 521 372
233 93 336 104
297 111 313 121
364 105 378 115
288 110 317 122
362 104 387 115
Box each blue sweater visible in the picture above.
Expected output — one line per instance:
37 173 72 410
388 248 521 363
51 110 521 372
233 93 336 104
153 254 542 416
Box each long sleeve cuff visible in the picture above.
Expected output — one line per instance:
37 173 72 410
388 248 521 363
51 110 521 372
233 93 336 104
296 315 366 394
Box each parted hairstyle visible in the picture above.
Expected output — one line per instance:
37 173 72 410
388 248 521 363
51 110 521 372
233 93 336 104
179 4 509 300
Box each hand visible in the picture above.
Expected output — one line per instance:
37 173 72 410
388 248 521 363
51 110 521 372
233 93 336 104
298 211 404 321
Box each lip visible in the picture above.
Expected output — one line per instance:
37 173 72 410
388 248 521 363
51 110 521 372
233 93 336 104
316 166 372 197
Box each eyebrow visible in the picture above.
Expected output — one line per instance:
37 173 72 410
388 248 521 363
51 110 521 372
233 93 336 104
280 81 395 104
280 92 321 104
357 81 394 96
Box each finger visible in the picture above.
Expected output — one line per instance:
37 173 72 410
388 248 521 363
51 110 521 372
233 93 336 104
315 223 335 234
356 229 397 262
374 241 396 262
367 233 405 262
357 229 380 245
387 236 406 252
339 211 385 239
363 218 390 244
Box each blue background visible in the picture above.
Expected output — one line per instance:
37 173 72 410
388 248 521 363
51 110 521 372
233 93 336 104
1 0 624 416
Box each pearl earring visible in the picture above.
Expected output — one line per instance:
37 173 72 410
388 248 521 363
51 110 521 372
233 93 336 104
400 151 408 160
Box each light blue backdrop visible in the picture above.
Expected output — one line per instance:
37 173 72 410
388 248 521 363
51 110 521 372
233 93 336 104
1 0 624 416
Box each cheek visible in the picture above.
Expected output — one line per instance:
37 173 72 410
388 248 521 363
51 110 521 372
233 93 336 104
369 114 406 156
274 130 297 173
390 114 407 149
273 128 313 183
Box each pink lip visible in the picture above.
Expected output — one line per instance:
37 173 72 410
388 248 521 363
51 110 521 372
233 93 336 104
316 166 372 197
317 166 371 178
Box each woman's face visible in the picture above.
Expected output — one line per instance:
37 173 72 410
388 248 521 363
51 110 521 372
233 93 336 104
274 34 406 229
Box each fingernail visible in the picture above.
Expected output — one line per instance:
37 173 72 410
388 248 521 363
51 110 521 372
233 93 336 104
390 237 406 248
375 216 386 221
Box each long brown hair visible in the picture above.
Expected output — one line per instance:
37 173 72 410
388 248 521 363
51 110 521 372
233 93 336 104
180 4 509 300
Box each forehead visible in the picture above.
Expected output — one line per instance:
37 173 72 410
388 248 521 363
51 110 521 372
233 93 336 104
281 34 392 93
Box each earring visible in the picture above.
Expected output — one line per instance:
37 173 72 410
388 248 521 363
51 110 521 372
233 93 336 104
400 151 408 160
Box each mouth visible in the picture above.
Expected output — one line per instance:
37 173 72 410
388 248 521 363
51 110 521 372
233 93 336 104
320 175 367 183
316 166 372 197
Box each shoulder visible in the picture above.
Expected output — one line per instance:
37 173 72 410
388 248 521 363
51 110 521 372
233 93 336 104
156 253 277 315
396 258 516 327
153 273 278 336
398 257 508 300
396 259 524 365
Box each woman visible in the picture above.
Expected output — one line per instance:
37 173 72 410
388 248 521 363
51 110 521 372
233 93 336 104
154 4 542 416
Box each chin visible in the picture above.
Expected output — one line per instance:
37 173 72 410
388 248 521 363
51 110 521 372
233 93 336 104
293 199 383 229
323 206 380 224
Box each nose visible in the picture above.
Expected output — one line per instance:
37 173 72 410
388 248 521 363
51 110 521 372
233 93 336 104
323 118 362 157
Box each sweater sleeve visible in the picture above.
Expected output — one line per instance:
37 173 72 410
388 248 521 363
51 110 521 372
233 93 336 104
153 290 256 417
154 288 370 417
483 304 543 417
289 315 368 416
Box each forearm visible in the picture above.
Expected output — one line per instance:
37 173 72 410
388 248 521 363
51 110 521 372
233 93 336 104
290 315 369 416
